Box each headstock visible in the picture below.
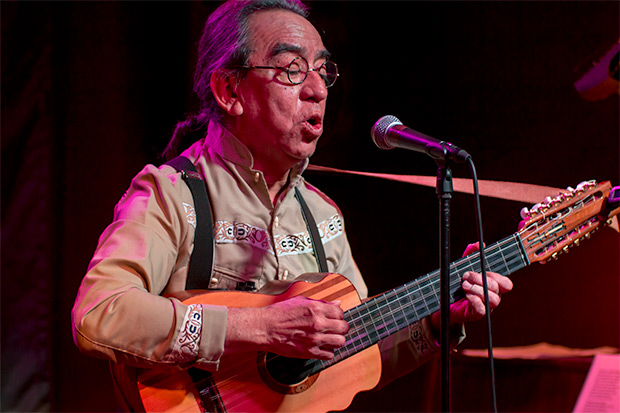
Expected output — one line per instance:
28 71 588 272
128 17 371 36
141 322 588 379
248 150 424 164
518 181 620 265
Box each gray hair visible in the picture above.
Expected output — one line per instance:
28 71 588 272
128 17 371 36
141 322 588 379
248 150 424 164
163 0 309 160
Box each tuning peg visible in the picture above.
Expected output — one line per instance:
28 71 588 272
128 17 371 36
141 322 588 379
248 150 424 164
531 202 544 213
520 207 529 219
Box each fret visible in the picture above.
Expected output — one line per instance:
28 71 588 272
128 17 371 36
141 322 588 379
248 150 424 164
389 288 409 332
371 295 391 338
410 281 428 319
343 322 364 356
415 276 438 317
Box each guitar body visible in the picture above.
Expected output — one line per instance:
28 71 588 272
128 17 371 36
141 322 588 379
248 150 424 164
137 273 381 412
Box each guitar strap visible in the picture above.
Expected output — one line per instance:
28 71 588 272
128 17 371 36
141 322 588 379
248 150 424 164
165 156 214 290
295 187 329 272
306 164 564 204
165 156 328 290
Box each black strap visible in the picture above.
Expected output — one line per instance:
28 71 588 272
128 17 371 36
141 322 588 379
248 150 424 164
165 156 214 290
294 187 329 273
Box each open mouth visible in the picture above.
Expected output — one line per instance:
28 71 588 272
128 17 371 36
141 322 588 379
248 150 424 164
305 115 322 129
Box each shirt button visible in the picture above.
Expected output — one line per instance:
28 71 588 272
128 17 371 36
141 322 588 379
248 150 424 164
210 277 219 287
254 172 260 183
282 269 289 279
274 216 279 228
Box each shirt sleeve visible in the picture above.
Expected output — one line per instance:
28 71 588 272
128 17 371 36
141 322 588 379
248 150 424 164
71 164 227 371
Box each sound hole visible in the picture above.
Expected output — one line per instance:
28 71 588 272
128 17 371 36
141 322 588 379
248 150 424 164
257 352 319 394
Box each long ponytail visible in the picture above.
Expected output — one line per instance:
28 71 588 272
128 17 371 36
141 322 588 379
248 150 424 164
161 112 209 160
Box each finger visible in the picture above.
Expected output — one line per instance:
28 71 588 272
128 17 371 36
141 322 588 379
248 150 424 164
486 272 514 294
309 346 336 360
316 331 346 348
323 302 345 320
463 271 513 297
462 279 502 308
316 318 349 335
309 300 344 320
462 271 500 294
307 332 346 359
464 293 487 318
462 242 481 257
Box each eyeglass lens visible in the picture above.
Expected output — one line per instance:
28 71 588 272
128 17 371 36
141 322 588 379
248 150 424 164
287 57 338 88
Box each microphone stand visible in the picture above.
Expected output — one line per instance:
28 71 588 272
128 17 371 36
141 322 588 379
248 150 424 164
436 159 453 413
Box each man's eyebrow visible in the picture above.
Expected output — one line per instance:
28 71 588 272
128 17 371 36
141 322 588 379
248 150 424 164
269 43 304 58
269 43 331 61
316 49 331 61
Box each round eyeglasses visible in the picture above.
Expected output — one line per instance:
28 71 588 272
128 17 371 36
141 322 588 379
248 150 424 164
236 56 339 88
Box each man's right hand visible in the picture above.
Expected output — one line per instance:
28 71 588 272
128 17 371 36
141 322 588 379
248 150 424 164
225 296 349 360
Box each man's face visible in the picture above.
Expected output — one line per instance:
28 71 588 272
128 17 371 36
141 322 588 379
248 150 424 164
231 9 329 172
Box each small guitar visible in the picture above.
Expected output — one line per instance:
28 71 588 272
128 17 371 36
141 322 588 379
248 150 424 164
136 180 620 412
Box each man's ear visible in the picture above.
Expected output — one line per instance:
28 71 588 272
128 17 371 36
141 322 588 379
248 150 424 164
210 70 244 117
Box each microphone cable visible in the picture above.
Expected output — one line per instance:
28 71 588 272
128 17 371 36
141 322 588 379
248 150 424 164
466 156 498 413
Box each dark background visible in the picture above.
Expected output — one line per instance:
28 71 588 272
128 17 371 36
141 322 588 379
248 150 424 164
2 1 619 412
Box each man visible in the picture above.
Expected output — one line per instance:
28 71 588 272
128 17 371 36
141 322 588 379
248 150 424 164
72 0 513 410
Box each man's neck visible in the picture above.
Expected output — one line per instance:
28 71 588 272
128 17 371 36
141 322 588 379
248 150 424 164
254 161 292 205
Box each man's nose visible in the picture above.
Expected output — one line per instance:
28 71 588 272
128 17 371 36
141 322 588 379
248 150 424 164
300 70 328 102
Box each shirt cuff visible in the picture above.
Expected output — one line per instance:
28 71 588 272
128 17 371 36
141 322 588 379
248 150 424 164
194 304 228 370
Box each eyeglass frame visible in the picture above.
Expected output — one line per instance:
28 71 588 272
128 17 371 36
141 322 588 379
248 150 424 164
233 56 339 88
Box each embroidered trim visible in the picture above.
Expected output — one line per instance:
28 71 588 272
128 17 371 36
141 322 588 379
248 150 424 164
171 304 202 364
213 214 344 256
317 214 343 244
214 221 272 252
183 202 196 229
273 232 313 256
409 321 433 356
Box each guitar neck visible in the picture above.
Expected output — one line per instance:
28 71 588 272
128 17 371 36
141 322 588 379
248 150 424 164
304 233 529 376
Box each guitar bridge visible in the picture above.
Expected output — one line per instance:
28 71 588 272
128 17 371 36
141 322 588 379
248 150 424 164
188 368 227 412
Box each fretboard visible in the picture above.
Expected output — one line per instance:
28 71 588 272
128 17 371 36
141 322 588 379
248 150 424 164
295 232 529 378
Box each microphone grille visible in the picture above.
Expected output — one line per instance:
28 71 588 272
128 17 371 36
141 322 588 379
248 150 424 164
371 115 402 150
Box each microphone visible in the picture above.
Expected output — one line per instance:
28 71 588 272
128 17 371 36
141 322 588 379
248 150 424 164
371 115 471 163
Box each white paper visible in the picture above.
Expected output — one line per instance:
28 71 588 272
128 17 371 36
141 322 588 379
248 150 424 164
573 354 620 413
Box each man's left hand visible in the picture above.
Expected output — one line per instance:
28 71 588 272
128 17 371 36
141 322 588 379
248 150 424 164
449 270 513 324
430 243 514 329
452 242 513 323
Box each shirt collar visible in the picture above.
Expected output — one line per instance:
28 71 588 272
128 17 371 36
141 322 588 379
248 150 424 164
203 121 309 181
